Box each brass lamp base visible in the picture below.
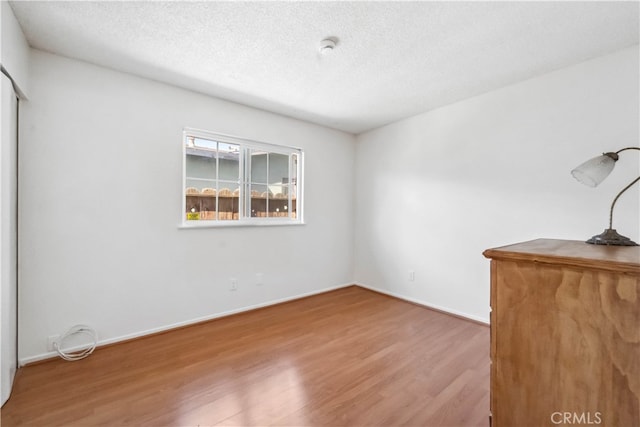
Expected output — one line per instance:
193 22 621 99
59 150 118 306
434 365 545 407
586 228 638 246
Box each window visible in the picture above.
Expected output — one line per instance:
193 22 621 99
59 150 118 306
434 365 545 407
183 128 302 226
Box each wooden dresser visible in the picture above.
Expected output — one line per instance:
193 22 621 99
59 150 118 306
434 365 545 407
483 239 639 427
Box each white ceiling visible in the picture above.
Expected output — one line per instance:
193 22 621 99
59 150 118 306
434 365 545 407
9 1 640 134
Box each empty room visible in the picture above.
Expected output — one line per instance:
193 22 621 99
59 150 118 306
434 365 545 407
1 1 639 426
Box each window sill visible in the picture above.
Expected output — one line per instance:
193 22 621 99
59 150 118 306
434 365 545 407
178 220 305 229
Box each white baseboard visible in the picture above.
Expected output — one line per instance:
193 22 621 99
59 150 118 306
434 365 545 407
19 282 355 366
354 282 490 325
20 282 487 365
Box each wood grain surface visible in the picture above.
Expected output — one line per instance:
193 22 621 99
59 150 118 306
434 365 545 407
483 238 640 274
1 286 489 427
485 240 639 427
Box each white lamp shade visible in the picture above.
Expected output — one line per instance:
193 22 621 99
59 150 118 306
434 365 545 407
571 154 616 187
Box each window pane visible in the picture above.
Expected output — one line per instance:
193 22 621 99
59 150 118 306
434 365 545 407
291 153 298 219
185 196 200 220
269 153 289 184
185 136 218 185
185 192 217 220
217 185 239 220
249 184 268 217
199 195 216 221
218 143 240 181
192 137 216 149
269 192 289 218
268 153 288 205
250 150 268 183
185 153 217 184
291 153 298 194
185 136 218 221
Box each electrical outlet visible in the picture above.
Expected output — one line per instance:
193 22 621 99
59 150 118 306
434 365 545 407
408 271 415 282
230 278 238 291
256 273 263 286
47 335 60 352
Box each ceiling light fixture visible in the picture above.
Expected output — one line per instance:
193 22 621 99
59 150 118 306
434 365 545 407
319 38 337 55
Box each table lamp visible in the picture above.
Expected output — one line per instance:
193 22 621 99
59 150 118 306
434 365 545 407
571 146 639 246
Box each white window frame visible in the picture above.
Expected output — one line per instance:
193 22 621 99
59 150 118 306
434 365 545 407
181 128 304 228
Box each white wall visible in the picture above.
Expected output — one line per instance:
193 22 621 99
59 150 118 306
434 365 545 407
17 43 640 362
19 50 356 363
1 71 19 406
354 46 640 323
1 1 30 97
1 0 29 404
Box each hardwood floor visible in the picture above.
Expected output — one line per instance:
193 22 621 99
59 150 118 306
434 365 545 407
1 286 489 426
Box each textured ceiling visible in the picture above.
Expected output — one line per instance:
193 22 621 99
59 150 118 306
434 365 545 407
9 1 640 134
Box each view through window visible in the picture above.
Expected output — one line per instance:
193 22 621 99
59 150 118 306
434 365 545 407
183 129 302 225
